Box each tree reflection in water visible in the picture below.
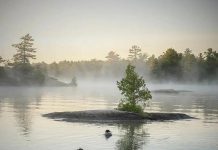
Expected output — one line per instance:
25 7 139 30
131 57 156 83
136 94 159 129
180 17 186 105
0 87 42 137
116 123 149 150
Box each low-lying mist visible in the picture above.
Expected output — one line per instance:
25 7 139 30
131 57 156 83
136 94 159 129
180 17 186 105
54 76 218 94
1 47 218 87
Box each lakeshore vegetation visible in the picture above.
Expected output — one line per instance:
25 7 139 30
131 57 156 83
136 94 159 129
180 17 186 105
0 34 218 85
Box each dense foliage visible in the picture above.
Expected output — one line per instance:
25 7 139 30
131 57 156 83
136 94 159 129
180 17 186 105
34 47 217 83
0 34 45 85
117 64 152 113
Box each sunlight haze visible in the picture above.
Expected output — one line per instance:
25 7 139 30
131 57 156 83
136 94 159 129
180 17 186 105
0 0 217 63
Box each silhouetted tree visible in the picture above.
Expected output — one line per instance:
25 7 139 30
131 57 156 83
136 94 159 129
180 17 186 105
9 34 46 85
196 53 205 81
158 48 182 80
128 45 142 61
204 48 218 80
106 51 120 62
181 48 197 81
12 34 36 64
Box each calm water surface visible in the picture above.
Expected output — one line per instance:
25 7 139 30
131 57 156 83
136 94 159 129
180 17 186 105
0 83 218 150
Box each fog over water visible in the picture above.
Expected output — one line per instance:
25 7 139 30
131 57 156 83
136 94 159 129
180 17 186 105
0 0 217 149
0 82 218 150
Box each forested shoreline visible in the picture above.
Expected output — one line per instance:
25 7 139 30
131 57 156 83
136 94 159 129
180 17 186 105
0 34 218 85
35 47 218 83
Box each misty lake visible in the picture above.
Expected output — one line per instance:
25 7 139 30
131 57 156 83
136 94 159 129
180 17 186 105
0 82 218 150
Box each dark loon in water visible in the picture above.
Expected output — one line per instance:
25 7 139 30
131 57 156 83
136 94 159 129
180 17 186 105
105 129 112 137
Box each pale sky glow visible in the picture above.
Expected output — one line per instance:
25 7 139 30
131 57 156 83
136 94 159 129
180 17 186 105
0 0 218 63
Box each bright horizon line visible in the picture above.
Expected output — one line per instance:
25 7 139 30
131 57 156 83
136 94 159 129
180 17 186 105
3 45 214 64
2 44 215 64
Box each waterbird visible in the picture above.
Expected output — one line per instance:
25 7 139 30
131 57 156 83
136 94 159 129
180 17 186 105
105 129 112 137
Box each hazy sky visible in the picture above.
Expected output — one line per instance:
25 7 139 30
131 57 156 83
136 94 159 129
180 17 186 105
0 0 217 63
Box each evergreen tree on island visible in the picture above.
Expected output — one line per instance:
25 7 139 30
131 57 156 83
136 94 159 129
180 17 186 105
117 64 152 113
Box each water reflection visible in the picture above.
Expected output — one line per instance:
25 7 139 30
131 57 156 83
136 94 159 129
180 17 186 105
13 97 34 136
194 97 218 121
0 86 218 150
116 123 149 150
151 92 218 121
0 87 42 136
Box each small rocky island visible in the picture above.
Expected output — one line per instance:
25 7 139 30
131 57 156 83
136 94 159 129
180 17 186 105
43 110 193 123
43 65 194 123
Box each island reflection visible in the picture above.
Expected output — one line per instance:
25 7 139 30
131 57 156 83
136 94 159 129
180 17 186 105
116 123 149 150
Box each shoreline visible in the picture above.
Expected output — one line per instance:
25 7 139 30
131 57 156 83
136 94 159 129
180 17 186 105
43 110 194 123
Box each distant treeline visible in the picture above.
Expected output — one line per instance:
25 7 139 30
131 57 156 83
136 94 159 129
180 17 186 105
32 46 217 83
0 34 75 86
0 34 218 85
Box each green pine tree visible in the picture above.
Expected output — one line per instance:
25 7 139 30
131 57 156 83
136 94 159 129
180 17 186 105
117 64 152 113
